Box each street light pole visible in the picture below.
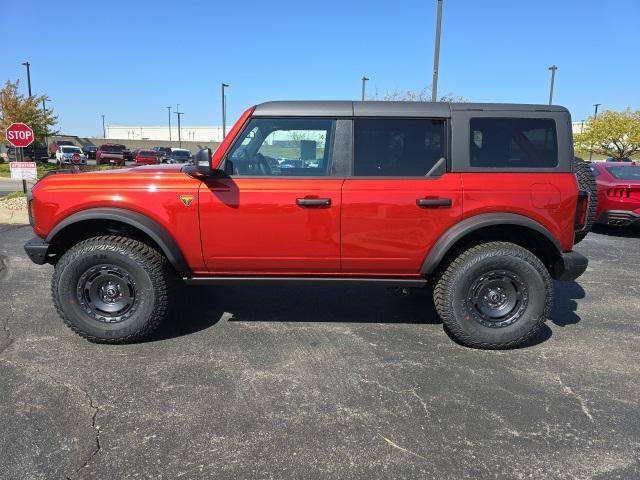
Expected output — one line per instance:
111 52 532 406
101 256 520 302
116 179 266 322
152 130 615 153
361 76 369 101
548 65 558 105
167 106 172 141
101 114 106 138
221 83 229 139
175 109 184 148
589 103 601 161
21 62 32 96
431 0 444 102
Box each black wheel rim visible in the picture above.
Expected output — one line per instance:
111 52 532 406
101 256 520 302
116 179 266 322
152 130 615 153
465 269 528 328
76 264 138 323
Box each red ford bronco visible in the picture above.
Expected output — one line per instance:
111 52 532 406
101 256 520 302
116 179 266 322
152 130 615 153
24 101 593 349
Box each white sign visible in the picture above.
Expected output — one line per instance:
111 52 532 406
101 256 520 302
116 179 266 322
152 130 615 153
9 162 38 180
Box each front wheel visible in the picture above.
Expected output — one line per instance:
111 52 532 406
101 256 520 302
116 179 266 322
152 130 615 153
52 235 175 343
433 242 552 349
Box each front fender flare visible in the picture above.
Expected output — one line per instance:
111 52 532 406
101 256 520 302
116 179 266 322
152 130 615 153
46 207 189 274
420 213 561 275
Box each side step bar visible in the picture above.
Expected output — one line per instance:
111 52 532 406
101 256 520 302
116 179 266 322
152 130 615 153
183 277 427 287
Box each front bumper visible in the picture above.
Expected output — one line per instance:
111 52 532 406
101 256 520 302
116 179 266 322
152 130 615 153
553 251 588 281
24 237 50 265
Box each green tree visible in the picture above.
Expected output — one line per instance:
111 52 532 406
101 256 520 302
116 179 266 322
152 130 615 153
0 80 58 147
574 109 640 160
369 87 467 102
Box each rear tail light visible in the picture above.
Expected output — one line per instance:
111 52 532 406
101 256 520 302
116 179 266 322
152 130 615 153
574 190 589 231
607 187 631 198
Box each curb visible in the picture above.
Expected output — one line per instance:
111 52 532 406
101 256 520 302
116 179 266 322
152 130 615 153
0 207 28 225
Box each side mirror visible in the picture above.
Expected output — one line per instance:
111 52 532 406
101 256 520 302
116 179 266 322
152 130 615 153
194 148 212 175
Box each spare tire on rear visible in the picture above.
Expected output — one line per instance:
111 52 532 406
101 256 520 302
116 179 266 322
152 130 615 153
573 157 597 244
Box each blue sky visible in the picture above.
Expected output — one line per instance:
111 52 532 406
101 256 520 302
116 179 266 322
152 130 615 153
1 0 638 136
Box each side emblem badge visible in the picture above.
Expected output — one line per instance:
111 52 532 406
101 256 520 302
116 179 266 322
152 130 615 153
180 195 194 206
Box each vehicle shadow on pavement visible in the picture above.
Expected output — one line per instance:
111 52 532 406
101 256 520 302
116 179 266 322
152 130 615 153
549 281 585 327
591 224 640 238
152 285 440 341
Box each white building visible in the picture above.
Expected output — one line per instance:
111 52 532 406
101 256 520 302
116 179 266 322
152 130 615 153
106 125 226 142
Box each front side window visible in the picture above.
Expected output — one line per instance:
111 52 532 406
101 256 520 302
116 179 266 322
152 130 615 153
470 118 558 168
227 118 335 176
353 118 445 176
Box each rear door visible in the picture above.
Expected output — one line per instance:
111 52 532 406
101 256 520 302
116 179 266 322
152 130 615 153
341 117 463 274
199 117 346 274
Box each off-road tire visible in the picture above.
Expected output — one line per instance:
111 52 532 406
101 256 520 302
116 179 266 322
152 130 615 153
433 242 553 349
52 235 174 343
574 157 597 244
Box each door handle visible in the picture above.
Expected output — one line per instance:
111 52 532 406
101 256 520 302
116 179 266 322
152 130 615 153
416 198 452 208
296 198 331 207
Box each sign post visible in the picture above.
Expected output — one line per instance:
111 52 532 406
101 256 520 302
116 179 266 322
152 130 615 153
5 123 36 193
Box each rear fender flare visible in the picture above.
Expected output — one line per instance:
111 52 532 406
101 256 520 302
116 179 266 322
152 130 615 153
421 213 561 275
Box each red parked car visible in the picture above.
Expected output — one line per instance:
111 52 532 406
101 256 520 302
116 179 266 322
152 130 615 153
590 161 640 226
24 101 592 349
134 149 159 165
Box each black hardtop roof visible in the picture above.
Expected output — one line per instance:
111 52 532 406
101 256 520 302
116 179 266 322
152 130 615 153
252 101 569 118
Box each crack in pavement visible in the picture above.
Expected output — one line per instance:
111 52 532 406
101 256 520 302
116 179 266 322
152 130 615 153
0 358 102 477
360 378 430 417
556 375 594 422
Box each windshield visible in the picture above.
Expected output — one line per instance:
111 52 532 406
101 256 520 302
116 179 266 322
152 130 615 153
606 166 640 180
171 151 190 158
62 147 82 154
138 150 156 156
102 145 125 152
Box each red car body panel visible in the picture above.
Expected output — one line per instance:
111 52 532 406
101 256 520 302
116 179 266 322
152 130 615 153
29 106 582 278
461 173 579 252
341 175 463 274
30 165 207 272
592 162 640 223
199 177 343 273
135 151 159 165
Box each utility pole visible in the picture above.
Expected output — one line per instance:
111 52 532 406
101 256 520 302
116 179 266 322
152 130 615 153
21 62 35 161
431 0 444 102
167 106 172 141
101 115 106 138
548 65 557 105
42 98 48 148
589 103 601 161
175 109 184 148
221 83 229 139
361 76 369 101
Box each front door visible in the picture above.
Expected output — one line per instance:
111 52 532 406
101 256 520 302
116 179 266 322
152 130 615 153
199 117 343 274
341 117 463 275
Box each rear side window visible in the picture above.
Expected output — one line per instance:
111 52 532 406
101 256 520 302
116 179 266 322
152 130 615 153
470 118 558 168
353 118 445 176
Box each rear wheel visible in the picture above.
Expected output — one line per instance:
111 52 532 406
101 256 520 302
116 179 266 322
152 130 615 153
433 242 552 349
52 235 174 343
574 157 597 244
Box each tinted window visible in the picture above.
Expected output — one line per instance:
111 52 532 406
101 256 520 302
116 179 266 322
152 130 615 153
470 118 558 168
227 118 335 176
606 166 640 180
353 119 445 176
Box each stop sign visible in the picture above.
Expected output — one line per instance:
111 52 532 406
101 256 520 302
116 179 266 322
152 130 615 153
5 123 34 148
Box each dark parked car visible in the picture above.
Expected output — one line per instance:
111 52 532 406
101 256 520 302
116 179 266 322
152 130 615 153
153 146 171 162
166 148 192 164
82 145 98 159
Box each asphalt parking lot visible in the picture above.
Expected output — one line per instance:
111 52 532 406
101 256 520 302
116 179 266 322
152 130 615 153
1 224 639 479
